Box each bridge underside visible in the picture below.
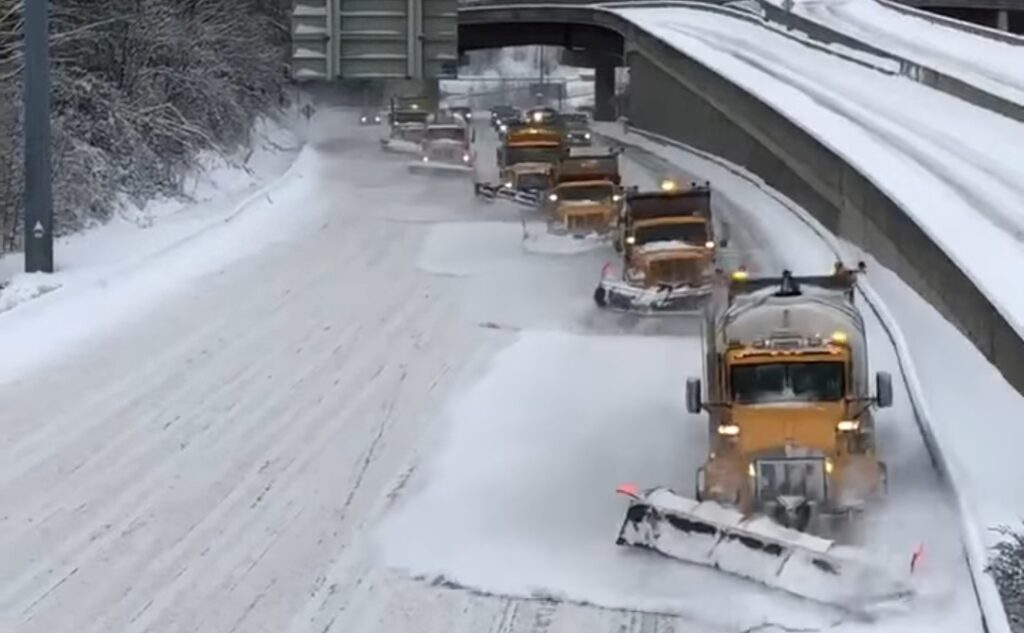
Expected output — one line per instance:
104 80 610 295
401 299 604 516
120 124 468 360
458 21 623 55
458 20 624 120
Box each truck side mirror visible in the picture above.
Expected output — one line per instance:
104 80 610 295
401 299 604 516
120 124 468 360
875 371 893 409
686 377 703 414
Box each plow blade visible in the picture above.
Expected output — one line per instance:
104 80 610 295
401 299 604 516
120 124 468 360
616 487 913 611
593 279 709 315
381 138 422 155
408 161 473 177
474 182 542 208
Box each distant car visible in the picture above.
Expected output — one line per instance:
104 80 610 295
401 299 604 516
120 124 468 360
559 112 593 147
359 111 383 126
524 106 559 125
490 105 521 131
450 106 473 122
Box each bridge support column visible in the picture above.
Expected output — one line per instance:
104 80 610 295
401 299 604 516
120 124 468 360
998 9 1010 30
594 61 616 122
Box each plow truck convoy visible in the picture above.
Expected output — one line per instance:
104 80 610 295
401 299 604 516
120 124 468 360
616 267 911 609
593 181 721 314
545 153 622 237
381 95 430 154
475 123 567 207
409 117 474 176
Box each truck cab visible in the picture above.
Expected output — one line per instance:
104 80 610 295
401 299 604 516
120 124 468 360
419 123 472 167
545 154 622 235
385 96 430 144
498 125 566 192
618 183 717 291
687 269 892 532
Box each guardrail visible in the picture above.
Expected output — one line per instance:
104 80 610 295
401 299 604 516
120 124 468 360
461 2 1015 631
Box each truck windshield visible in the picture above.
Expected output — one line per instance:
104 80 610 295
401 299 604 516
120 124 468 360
558 184 613 202
426 128 466 142
731 362 845 404
634 222 707 245
506 147 562 165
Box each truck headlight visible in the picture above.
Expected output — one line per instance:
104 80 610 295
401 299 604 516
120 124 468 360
548 193 558 202
422 156 429 162
836 420 859 432
705 240 716 249
613 194 623 202
625 235 636 245
504 181 513 189
462 153 471 162
717 424 740 436
500 124 508 132
585 132 592 139
825 459 835 474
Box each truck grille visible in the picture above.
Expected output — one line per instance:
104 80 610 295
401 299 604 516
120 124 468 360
430 147 459 160
566 212 608 232
518 173 548 190
753 458 827 503
648 258 703 285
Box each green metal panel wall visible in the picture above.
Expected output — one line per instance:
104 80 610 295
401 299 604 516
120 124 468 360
290 0 457 80
290 0 334 80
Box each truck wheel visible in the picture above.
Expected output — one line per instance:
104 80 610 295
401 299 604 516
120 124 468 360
593 286 607 307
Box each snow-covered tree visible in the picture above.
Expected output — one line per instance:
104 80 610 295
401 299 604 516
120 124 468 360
0 0 291 251
989 524 1024 632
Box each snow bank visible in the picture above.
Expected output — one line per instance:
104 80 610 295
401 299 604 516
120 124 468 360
1 114 301 284
377 330 839 631
0 116 317 384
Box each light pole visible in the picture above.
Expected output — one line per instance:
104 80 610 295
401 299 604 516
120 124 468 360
23 0 53 273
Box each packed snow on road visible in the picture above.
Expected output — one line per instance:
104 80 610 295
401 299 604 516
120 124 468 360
0 104 1010 633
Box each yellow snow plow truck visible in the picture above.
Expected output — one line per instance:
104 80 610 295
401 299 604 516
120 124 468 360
475 124 566 207
592 181 718 313
615 266 912 610
545 154 622 236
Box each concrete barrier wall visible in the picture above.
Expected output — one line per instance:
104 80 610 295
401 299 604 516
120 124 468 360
621 27 1024 401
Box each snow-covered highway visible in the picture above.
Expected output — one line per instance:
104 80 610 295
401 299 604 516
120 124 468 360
0 109 988 633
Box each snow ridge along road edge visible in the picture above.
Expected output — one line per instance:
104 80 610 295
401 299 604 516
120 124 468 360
604 123 1013 633
0 128 311 384
751 0 1024 122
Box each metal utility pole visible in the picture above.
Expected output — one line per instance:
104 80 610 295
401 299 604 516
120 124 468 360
23 0 54 273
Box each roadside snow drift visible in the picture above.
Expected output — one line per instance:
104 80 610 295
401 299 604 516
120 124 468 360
377 330 841 631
